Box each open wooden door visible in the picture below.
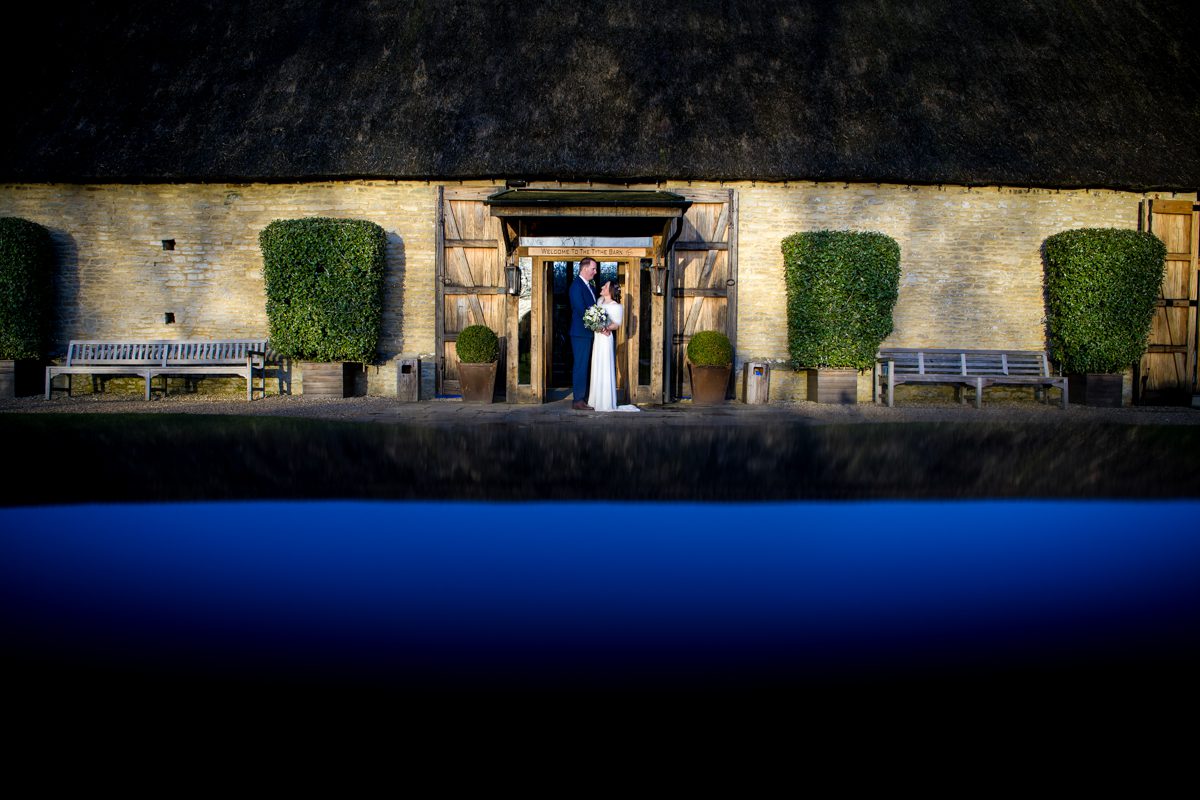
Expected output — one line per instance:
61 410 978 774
436 187 510 399
1138 199 1199 405
669 189 738 401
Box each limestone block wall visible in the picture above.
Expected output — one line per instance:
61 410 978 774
2 179 1191 402
709 181 1192 401
0 182 440 396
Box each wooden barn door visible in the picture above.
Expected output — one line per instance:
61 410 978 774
670 189 738 401
436 187 509 399
1138 199 1199 405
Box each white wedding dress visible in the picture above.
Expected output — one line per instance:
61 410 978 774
587 301 641 412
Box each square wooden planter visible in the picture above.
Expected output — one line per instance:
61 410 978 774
1068 373 1123 407
807 368 858 404
300 361 355 398
0 359 41 398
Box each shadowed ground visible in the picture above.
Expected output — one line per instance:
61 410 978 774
2 406 1198 503
3 400 1198 750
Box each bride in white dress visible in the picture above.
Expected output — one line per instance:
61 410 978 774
587 280 641 412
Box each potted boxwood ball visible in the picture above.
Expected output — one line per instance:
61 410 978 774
456 324 499 403
1043 228 1166 407
687 330 733 405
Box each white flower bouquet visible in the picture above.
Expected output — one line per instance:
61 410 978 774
583 303 610 333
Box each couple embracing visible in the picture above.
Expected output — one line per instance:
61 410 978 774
569 257 640 412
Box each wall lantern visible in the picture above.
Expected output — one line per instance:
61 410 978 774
505 258 522 295
649 257 668 296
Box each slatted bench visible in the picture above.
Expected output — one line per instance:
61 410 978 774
874 348 1068 409
45 339 278 401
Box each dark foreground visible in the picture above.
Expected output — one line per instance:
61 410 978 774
2 413 1197 750
2 412 1199 503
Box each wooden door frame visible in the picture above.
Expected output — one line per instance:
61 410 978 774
525 250 651 404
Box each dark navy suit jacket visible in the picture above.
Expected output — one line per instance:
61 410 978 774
569 276 596 338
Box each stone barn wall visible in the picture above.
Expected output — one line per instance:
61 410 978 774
1 180 1188 401
0 181 439 396
719 181 1186 401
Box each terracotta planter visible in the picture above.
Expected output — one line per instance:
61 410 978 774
1068 372 1123 407
459 361 498 403
300 361 355 398
807 368 858 404
689 363 732 405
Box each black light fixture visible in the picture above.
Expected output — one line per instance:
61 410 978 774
505 257 522 295
650 256 668 296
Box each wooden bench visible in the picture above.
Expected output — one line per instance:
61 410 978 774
874 348 1068 409
45 339 278 401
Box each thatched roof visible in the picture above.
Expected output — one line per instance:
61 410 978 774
3 0 1198 190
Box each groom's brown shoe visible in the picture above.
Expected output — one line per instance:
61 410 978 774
572 401 593 411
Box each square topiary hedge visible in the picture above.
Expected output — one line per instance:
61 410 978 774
260 217 387 363
1043 228 1166 374
0 217 54 360
783 230 901 370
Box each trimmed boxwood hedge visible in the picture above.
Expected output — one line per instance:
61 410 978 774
1043 228 1166 374
260 217 387 363
0 217 54 360
456 324 499 363
783 230 901 370
686 330 733 366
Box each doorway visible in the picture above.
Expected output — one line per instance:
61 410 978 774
517 249 651 404
440 185 735 404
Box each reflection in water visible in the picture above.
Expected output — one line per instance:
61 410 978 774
2 501 1198 700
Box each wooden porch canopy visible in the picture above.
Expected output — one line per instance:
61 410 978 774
483 188 694 266
478 188 696 404
484 188 692 217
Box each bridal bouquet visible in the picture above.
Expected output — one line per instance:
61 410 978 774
583 303 610 333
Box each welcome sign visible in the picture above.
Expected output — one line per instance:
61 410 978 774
525 247 651 258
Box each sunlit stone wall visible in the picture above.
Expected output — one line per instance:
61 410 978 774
0 182 439 396
1 179 1191 401
698 181 1191 402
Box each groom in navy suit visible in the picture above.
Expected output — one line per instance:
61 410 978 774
570 257 599 410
